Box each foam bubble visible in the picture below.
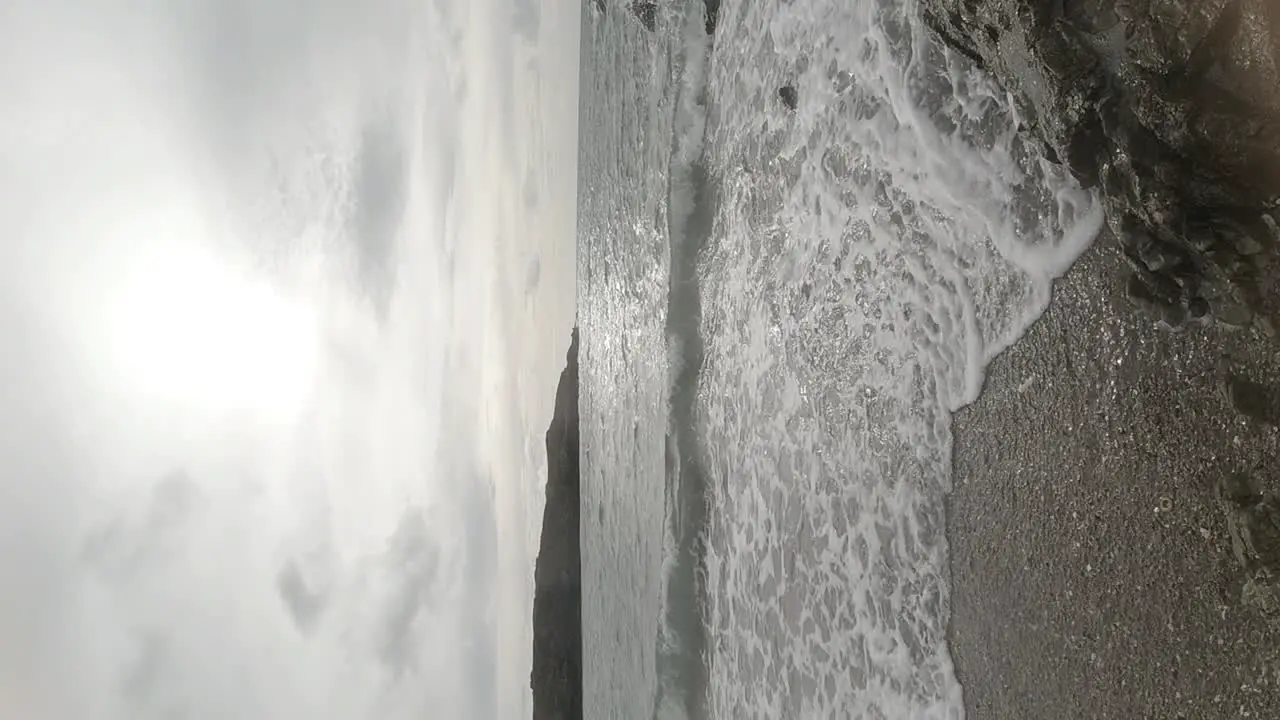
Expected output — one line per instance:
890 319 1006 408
695 0 1100 717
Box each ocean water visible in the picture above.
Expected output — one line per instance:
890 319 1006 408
577 0 1104 718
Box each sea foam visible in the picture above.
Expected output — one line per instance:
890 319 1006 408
689 0 1100 717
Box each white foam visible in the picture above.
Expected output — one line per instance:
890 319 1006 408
695 0 1101 717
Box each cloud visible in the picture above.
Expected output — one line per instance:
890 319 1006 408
512 0 542 41
0 0 572 718
276 556 328 636
526 257 543 298
348 120 411 320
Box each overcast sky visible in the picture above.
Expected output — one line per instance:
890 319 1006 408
0 0 578 718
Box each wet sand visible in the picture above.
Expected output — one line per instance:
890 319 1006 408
947 237 1280 718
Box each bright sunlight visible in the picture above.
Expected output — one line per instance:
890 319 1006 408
106 245 320 422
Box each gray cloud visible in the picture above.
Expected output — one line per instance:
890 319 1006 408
79 470 202 580
523 167 541 208
526 256 543 298
512 0 541 41
375 508 443 675
348 119 410 319
276 558 328 636
458 474 500 720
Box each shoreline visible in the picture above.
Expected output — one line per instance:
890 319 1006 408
946 234 1280 717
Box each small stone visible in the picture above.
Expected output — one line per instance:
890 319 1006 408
1262 213 1280 241
1159 302 1187 328
1214 299 1253 329
831 69 853 94
1256 314 1278 339
1099 161 1126 198
1223 375 1280 425
778 85 799 111
703 0 720 34
1138 240 1178 272
628 1 657 31
1218 471 1280 579
1062 119 1104 188
1186 226 1217 252
1233 229 1266 256
1125 273 1156 310
1188 296 1210 320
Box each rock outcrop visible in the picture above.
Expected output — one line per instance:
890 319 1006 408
629 1 657 31
614 0 719 35
921 0 1280 334
530 329 581 720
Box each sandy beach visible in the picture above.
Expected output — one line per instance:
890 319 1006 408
947 236 1280 717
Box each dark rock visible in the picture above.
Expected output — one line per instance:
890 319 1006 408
703 0 720 35
1223 374 1280 425
921 0 1280 332
1157 302 1187 328
1184 222 1218 253
1218 472 1280 574
628 1 656 32
1062 116 1106 189
590 0 604 15
1188 296 1211 320
833 71 853 95
778 85 798 112
531 329 581 720
1124 272 1156 310
1233 229 1267 256
1131 232 1179 272
1213 296 1254 329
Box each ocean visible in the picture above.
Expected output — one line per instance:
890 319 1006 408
576 0 1104 717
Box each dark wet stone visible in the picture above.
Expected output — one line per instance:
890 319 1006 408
1146 269 1183 306
1185 224 1218 253
1169 261 1199 293
1158 302 1187 328
1098 161 1128 200
831 68 853 95
1223 374 1280 425
1188 296 1210 320
1257 314 1279 340
1214 299 1254 329
1218 472 1280 575
1231 222 1269 256
1136 238 1178 272
1235 234 1266 257
703 0 720 35
779 85 799 112
920 0 1280 326
1062 118 1105 189
628 1 656 32
1124 272 1156 310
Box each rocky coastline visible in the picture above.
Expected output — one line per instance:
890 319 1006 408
530 329 582 720
922 0 1280 335
925 0 1280 713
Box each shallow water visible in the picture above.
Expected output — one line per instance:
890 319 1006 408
578 0 1102 717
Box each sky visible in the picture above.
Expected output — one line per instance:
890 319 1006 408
0 0 578 718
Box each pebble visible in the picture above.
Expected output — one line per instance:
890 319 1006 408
1214 300 1254 329
778 85 798 112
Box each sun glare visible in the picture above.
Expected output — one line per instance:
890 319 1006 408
108 246 320 422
